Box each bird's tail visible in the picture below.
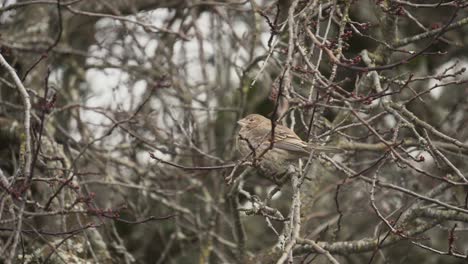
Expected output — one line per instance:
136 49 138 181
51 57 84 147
308 144 343 153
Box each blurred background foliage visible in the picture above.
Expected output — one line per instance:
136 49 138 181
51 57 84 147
1 0 468 263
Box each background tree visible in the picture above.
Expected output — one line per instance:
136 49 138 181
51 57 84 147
1 0 468 263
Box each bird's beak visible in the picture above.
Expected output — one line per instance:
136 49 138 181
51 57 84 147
237 119 246 126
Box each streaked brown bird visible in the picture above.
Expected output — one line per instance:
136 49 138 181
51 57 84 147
236 114 338 180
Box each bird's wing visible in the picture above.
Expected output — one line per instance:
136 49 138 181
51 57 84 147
254 123 341 154
273 137 309 154
268 125 310 154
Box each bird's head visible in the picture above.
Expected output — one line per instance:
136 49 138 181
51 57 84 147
237 114 270 129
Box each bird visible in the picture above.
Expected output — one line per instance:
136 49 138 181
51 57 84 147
236 114 339 180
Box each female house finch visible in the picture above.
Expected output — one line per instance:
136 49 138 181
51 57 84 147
236 114 338 179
